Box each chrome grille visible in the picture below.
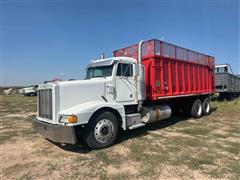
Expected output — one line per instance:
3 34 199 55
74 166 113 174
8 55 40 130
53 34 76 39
38 89 52 119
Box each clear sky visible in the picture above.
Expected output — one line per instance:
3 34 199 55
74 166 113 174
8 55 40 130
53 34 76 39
1 0 239 86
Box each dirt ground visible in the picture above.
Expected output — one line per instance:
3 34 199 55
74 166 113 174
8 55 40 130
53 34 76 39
1 94 240 179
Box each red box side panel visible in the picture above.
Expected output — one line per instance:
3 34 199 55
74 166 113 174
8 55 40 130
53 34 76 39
145 57 215 100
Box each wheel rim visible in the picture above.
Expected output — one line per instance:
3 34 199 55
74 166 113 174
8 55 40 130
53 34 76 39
94 119 114 144
206 103 210 113
197 104 202 116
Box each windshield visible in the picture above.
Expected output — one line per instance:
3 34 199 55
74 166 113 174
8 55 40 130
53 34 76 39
215 67 228 73
86 65 114 79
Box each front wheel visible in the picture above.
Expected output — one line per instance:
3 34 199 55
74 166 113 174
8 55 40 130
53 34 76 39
85 111 119 149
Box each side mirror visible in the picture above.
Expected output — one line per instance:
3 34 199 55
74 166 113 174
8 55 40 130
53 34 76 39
134 64 139 76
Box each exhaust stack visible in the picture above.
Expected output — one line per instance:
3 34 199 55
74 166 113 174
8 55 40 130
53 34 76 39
137 40 146 102
101 53 105 59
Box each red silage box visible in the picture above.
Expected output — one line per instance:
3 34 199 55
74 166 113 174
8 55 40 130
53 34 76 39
113 39 215 101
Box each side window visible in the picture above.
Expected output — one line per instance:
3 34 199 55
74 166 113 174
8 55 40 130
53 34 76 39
117 63 133 77
224 67 228 73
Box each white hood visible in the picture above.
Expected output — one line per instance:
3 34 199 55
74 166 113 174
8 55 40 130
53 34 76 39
57 78 108 111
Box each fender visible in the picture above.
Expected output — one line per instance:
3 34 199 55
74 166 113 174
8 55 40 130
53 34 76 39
58 101 126 129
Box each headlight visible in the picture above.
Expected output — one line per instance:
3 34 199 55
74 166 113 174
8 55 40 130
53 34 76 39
59 115 78 124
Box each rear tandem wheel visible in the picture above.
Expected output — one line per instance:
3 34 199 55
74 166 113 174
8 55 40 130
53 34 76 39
191 99 203 119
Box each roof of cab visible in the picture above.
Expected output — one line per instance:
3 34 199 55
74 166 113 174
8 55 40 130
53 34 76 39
88 57 137 68
215 64 228 68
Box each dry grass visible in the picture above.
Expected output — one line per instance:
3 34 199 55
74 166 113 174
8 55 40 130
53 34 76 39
1 94 240 179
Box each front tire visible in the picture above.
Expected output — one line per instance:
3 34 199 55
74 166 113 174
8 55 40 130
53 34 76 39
85 111 119 149
191 99 203 119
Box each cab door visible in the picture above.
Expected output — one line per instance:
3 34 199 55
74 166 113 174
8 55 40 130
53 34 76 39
115 63 137 103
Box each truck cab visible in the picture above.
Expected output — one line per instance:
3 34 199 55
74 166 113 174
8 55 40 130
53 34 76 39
85 57 138 105
214 64 230 74
33 55 148 149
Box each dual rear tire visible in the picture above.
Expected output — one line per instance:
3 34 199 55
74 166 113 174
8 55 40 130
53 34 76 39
191 98 211 118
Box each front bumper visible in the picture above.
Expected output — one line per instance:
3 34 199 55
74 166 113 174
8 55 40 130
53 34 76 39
32 118 77 144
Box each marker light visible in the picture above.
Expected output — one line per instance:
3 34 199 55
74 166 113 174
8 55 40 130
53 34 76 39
67 115 78 123
60 115 78 124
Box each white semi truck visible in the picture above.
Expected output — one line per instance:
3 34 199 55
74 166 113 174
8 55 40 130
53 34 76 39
33 39 215 149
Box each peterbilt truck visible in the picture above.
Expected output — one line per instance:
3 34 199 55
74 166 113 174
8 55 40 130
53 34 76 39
33 39 215 149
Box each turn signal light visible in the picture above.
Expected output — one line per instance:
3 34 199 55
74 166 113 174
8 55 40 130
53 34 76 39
67 115 78 123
